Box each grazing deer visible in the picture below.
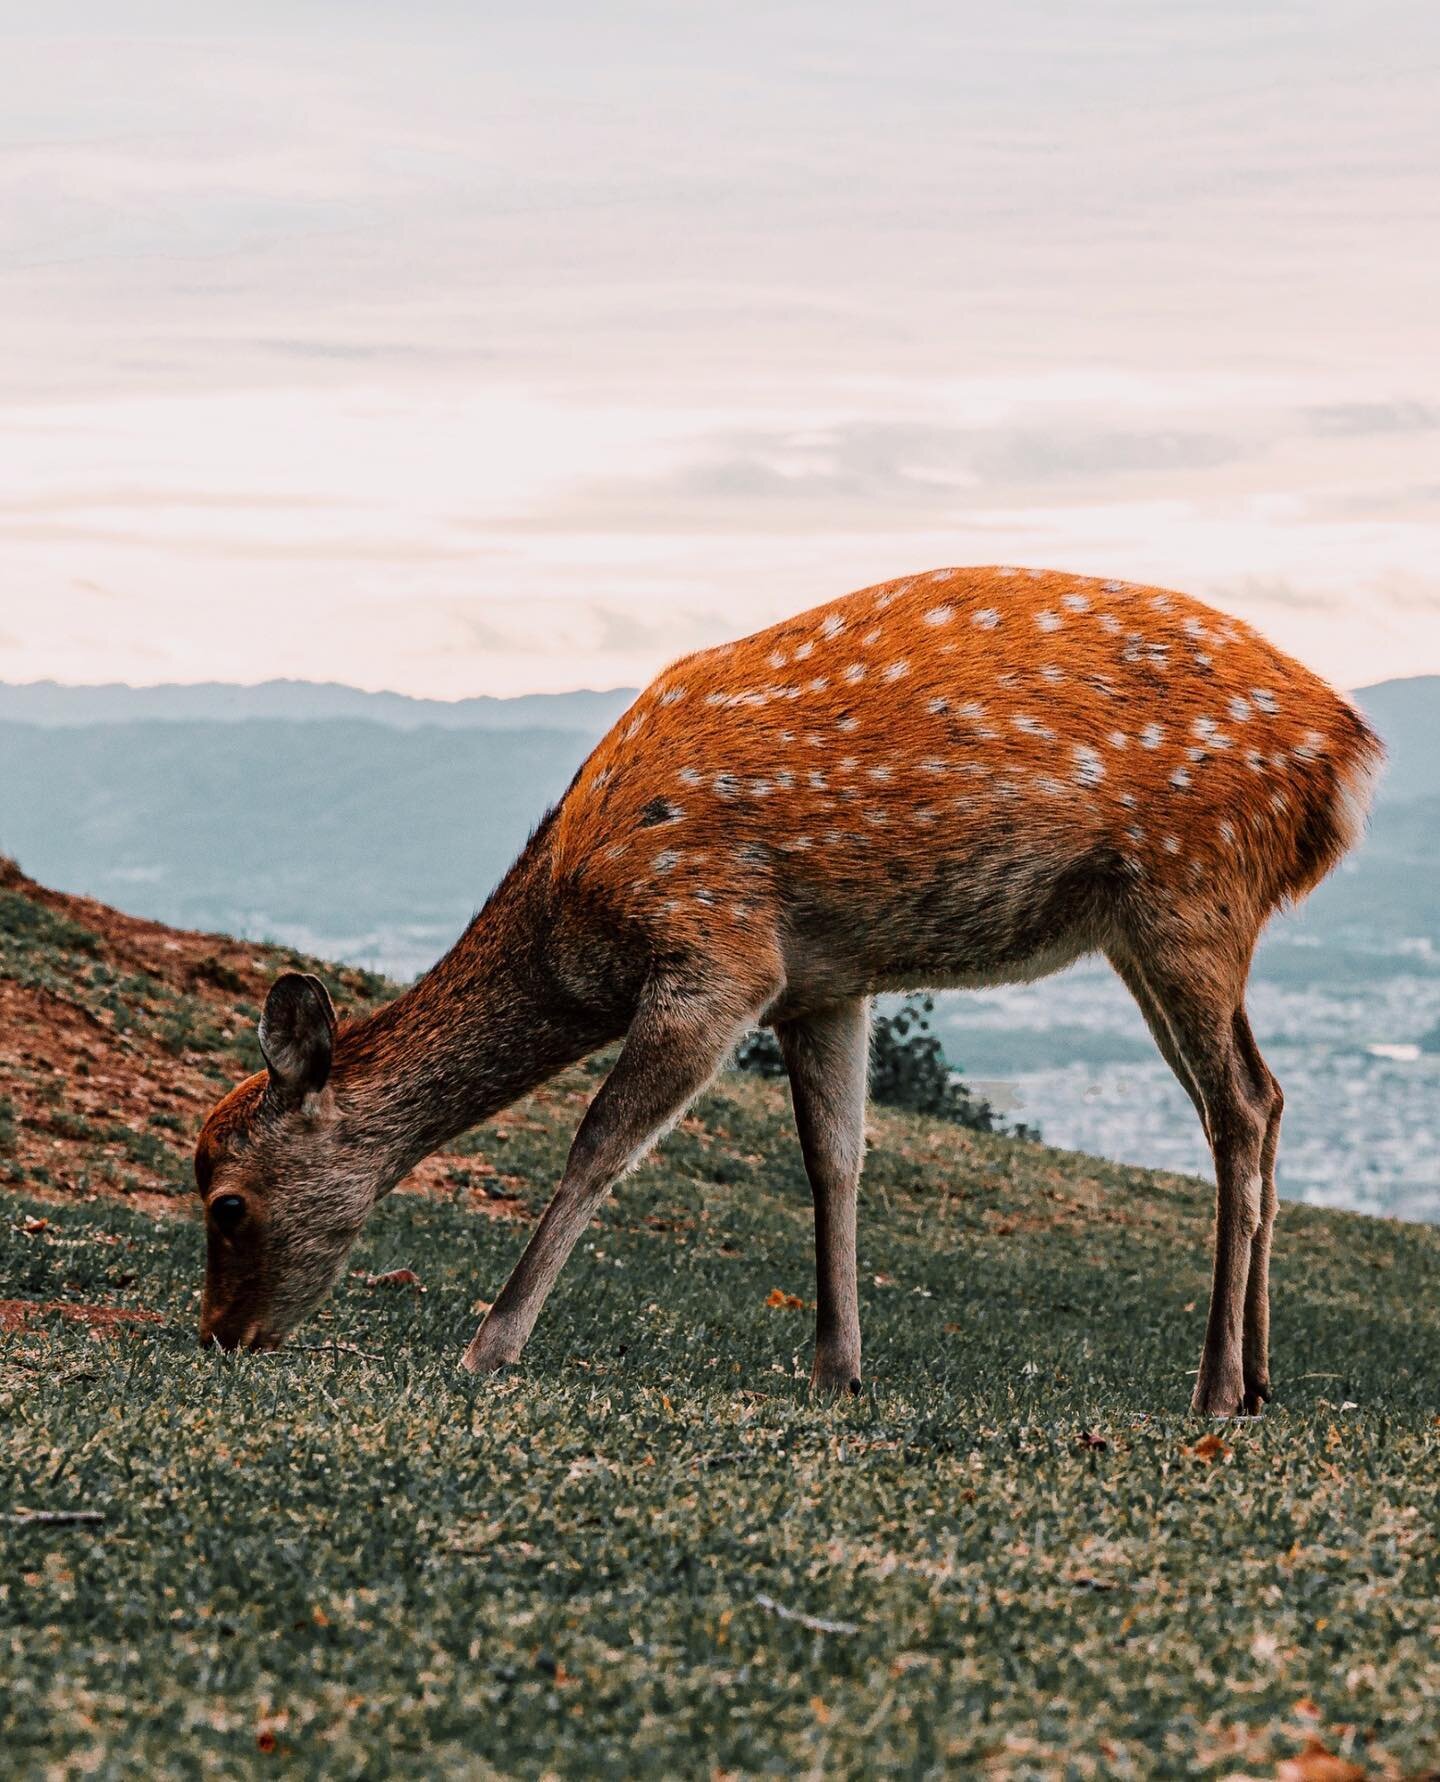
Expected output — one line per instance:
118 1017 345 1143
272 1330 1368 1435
195 567 1380 1414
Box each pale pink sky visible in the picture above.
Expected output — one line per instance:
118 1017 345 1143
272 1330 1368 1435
2 3 1437 696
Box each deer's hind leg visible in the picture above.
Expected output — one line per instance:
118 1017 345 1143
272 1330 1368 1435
1234 1009 1283 1411
777 1000 869 1396
1110 939 1280 1417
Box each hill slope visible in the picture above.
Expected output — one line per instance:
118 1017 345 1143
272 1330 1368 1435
2 865 1439 1778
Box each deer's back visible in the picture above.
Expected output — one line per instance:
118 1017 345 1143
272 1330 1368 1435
549 568 1379 1003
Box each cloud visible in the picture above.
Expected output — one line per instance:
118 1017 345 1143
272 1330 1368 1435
1304 402 1439 437
493 420 1247 537
0 489 359 515
448 599 732 661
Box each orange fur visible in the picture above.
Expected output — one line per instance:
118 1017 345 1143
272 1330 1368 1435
554 565 1380 954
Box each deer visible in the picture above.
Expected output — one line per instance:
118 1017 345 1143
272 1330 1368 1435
194 566 1381 1415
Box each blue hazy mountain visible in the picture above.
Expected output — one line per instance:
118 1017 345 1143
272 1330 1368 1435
0 679 636 734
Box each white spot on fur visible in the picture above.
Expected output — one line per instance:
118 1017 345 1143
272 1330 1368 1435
882 660 910 682
1218 820 1236 845
1013 714 1055 739
843 663 865 683
1036 611 1061 633
808 770 828 790
836 715 859 733
809 677 829 693
1109 730 1129 749
1040 665 1066 685
1251 688 1280 715
1169 766 1192 789
1102 580 1126 593
925 696 949 716
973 608 1001 629
868 766 893 782
1162 834 1181 854
660 687 687 705
768 650 788 670
652 850 681 873
863 808 889 826
924 605 955 627
1150 593 1173 612
1140 723 1164 749
820 614 845 639
677 767 701 785
1061 593 1091 613
794 640 815 661
1073 744 1106 787
712 774 741 798
1099 613 1123 635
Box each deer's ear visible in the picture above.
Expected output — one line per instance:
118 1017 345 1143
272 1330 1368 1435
258 973 337 1108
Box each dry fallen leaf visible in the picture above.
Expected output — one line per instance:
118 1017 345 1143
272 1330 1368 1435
1076 1429 1109 1451
1275 1736 1367 1781
363 1268 424 1291
765 1288 804 1310
1184 1432 1232 1464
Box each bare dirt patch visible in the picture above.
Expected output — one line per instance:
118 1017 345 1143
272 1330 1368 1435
0 1298 162 1335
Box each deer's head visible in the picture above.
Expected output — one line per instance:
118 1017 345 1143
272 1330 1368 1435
196 973 377 1351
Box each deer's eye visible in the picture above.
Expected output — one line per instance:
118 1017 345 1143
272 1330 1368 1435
210 1194 247 1234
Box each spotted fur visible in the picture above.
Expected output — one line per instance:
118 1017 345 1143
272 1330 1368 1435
197 565 1381 1413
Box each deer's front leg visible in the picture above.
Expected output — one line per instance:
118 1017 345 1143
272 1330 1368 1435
462 971 779 1375
778 1000 868 1397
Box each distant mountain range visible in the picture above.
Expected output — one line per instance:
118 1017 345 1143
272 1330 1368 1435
0 678 636 734
0 673 1434 978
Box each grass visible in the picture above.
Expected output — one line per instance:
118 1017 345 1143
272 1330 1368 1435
4 1063 1440 1779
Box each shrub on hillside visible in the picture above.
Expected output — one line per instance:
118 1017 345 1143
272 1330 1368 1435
735 994 1027 1135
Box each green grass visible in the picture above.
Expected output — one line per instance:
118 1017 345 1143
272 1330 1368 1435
3 1073 1440 1778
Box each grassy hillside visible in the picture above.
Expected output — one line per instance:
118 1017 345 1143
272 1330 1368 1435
3 863 1440 1778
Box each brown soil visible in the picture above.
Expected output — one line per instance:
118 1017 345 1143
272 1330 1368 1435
0 1298 162 1334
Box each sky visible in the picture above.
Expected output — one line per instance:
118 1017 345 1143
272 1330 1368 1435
1 1 1437 697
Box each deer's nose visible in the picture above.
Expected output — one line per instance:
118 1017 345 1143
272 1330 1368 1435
199 1313 274 1352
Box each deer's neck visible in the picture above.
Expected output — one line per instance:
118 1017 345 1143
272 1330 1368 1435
332 858 618 1183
